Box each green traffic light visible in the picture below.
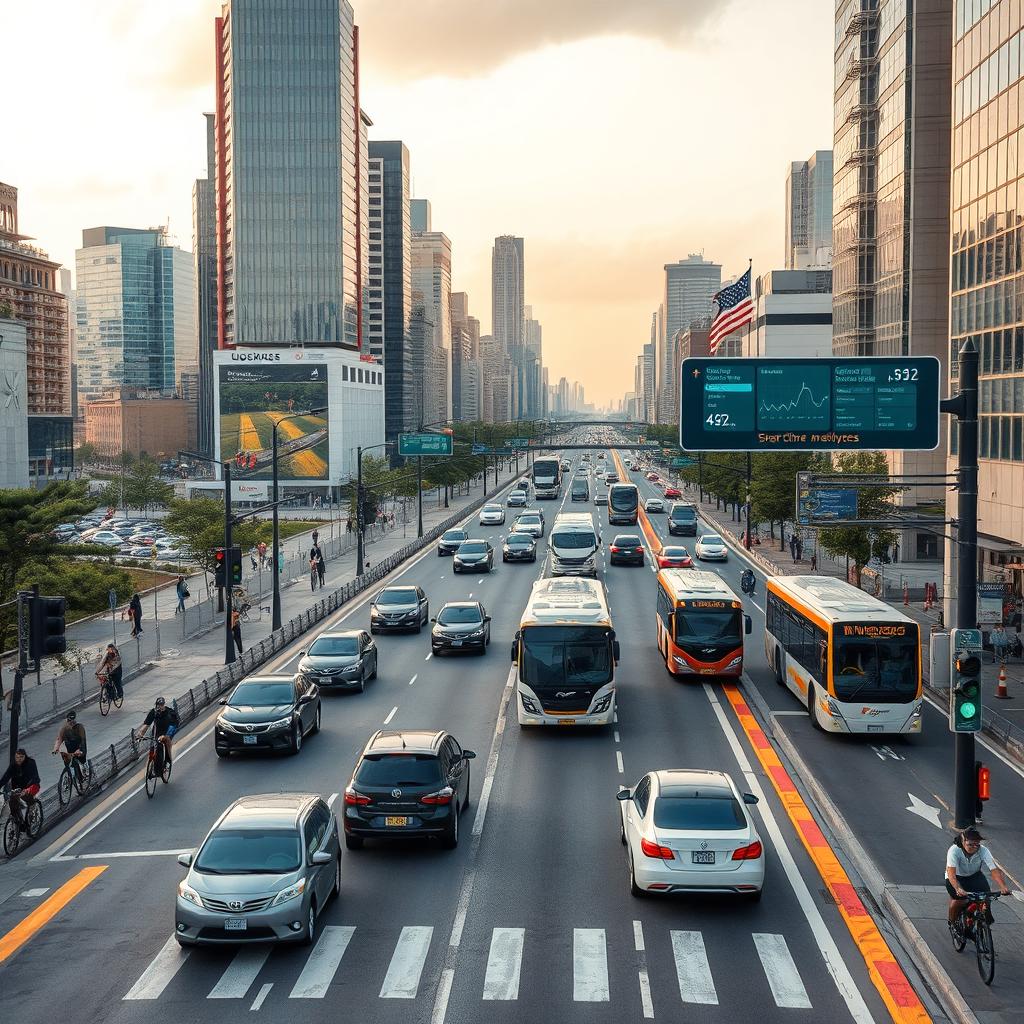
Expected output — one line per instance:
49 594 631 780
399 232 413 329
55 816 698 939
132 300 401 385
960 702 977 719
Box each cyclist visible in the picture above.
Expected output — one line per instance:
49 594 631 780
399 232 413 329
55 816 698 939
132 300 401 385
946 827 1011 926
0 748 41 833
136 697 179 767
52 711 88 783
740 568 756 595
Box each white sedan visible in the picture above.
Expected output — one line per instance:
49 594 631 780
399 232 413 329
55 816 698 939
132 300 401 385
644 498 665 514
512 514 544 538
694 533 728 561
479 504 506 526
617 769 764 900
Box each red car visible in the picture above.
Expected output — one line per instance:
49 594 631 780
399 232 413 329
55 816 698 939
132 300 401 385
663 486 682 499
645 472 660 482
657 545 693 568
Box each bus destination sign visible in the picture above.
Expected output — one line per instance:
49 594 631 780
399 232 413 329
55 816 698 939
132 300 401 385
679 357 941 452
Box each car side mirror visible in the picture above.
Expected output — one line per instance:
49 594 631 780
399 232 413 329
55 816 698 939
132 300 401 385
616 789 632 802
430 617 437 623
743 793 759 805
463 749 477 760
218 699 227 706
613 641 621 662
745 615 752 636
484 615 491 622
298 649 305 657
311 850 333 866
177 851 194 867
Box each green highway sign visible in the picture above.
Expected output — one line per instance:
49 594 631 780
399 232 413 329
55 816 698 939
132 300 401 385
399 432 453 456
509 437 529 449
671 457 696 468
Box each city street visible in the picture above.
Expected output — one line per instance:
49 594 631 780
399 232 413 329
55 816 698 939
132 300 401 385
0 445 931 1024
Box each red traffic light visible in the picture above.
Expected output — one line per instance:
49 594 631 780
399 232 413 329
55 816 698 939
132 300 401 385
977 763 991 801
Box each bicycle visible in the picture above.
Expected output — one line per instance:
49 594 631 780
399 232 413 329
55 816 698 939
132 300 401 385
950 891 1003 984
2 791 43 857
98 673 123 716
309 564 319 591
142 732 173 799
231 586 253 622
55 748 94 808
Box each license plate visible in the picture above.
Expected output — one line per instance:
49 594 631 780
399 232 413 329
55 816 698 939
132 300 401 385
558 719 576 726
224 918 247 931
692 851 715 864
867 725 884 732
385 816 408 827
452 640 463 647
243 735 258 745
320 676 332 683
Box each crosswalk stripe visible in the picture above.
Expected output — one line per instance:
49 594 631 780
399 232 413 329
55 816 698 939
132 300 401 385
208 947 271 999
379 926 433 999
573 928 609 1002
670 930 718 1005
482 927 525 1001
123 936 191 1000
753 933 811 1009
289 926 356 998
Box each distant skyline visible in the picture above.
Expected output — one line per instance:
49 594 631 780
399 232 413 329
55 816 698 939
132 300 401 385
6 0 833 407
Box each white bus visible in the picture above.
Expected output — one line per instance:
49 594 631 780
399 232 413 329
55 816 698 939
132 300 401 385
764 575 923 734
532 455 562 499
549 512 600 577
512 578 619 727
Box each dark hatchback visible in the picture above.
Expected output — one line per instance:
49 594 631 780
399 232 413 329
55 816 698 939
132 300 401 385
453 540 494 573
343 730 476 849
297 630 378 692
502 532 537 562
437 528 469 555
609 534 645 566
431 601 491 655
215 675 321 757
369 586 429 633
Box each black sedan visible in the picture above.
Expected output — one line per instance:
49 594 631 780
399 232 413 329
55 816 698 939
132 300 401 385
431 601 491 655
502 532 537 562
214 675 321 757
609 534 645 566
453 539 494 573
370 586 429 633
437 528 469 555
297 630 378 693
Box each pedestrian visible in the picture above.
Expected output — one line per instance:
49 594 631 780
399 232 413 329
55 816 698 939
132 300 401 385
231 608 243 654
796 536 803 561
312 528 319 548
309 553 319 591
346 516 353 534
97 643 123 699
810 552 818 573
257 540 268 568
129 593 143 637
175 575 189 614
992 623 1010 666
894 541 900 563
316 545 326 588
250 546 258 571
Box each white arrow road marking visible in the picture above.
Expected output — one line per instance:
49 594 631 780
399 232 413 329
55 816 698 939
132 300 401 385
871 745 905 761
906 792 942 828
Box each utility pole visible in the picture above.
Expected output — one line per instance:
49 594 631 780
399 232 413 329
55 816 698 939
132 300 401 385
6 591 31 770
417 455 423 537
745 451 752 549
224 460 235 665
356 445 365 577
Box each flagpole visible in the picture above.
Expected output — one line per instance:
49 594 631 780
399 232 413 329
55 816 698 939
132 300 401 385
744 258 753 550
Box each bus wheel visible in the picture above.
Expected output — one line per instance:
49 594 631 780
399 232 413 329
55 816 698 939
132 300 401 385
774 650 785 687
807 684 824 731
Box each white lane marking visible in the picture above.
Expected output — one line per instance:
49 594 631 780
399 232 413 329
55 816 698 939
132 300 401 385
670 930 718 1005
54 849 190 860
430 968 455 1024
632 919 645 950
383 705 398 725
123 936 191 1000
906 792 942 827
448 877 473 949
753 933 812 1009
379 926 433 998
573 928 610 1002
469 592 473 598
20 888 50 897
250 983 273 1011
613 711 618 724
478 578 484 584
613 730 620 743
702 684 875 1023
208 948 271 999
289 926 355 998
425 652 433 661
615 750 624 774
409 674 418 686
326 792 339 808
639 969 654 1019
482 927 525 1001
472 666 516 838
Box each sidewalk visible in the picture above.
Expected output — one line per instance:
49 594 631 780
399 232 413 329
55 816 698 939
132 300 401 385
1 467 518 793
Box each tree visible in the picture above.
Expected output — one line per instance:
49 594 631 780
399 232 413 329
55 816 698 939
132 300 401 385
817 451 899 587
14 558 135 624
123 457 175 513
749 452 816 549
164 497 265 576
74 441 97 466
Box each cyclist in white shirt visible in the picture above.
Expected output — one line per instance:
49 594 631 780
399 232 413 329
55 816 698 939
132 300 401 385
945 827 1011 925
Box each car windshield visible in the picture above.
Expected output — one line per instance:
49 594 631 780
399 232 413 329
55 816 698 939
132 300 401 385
674 608 742 646
308 636 358 656
701 535 723 545
521 625 613 687
832 623 920 702
653 795 745 830
443 531 467 541
355 754 443 786
376 589 417 605
483 506 501 513
551 529 596 549
438 606 483 625
459 542 487 553
506 534 532 546
671 507 696 521
230 681 294 706
195 828 302 873
663 547 689 558
613 536 641 546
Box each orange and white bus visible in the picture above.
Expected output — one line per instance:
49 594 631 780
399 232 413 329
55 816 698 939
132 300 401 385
764 575 922 734
656 569 751 677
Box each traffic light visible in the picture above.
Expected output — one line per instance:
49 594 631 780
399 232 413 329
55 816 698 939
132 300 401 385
214 547 226 588
229 545 243 585
29 595 67 663
950 630 983 733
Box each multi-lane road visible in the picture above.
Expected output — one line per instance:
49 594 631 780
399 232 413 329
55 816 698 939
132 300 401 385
0 434 945 1023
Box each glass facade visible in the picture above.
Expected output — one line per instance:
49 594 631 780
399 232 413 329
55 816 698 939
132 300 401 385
194 114 219 457
220 0 363 348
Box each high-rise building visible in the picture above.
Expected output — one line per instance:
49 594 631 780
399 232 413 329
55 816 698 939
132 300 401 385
410 199 431 233
0 315 29 487
785 151 834 269
193 112 219 457
492 235 528 416
75 227 196 408
480 333 513 422
411 230 452 424
214 0 369 349
834 0 953 561
451 292 481 421
0 181 73 478
369 141 415 439
946 0 1024 613
641 341 656 423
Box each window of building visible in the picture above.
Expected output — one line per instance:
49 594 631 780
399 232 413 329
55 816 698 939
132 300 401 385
342 366 349 381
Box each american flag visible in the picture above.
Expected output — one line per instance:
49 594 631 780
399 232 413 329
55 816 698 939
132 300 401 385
708 266 754 355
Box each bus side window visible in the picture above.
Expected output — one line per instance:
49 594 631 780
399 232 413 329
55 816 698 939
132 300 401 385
818 640 827 679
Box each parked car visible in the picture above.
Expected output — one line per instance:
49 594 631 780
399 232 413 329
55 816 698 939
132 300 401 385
86 530 126 547
431 601 491 655
453 540 494 574
369 586 429 633
502 532 537 562
214 675 321 758
437 528 469 555
297 630 377 693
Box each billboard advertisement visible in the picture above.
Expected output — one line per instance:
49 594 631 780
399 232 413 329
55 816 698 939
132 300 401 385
217 360 329 481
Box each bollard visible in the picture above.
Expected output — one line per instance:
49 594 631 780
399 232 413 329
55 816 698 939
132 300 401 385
903 584 909 606
995 661 1011 699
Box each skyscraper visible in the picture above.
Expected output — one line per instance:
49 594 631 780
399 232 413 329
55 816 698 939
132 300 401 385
785 150 834 269
411 230 452 424
492 235 526 415
641 341 656 423
193 113 218 456
214 0 369 349
369 141 415 439
451 292 481 421
410 199 432 233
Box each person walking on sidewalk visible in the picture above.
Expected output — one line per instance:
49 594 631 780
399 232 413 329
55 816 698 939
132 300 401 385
991 623 1010 667
258 540 268 569
810 551 818 573
315 545 326 588
97 644 123 700
231 608 243 654
175 575 189 614
129 593 143 637
311 528 319 549
795 536 803 562
946 828 1011 926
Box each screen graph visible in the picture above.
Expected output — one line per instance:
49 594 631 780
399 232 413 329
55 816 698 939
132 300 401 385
756 365 831 431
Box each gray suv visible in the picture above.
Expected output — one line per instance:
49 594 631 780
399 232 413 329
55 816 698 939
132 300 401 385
175 793 341 947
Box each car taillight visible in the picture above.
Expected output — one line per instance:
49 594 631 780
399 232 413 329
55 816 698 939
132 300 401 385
732 840 763 860
609 546 620 552
640 837 674 860
634 547 643 553
344 788 371 806
420 786 454 806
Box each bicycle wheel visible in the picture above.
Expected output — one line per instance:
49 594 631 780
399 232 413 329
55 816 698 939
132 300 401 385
75 761 93 795
26 801 43 838
58 767 73 807
975 917 996 985
161 754 172 784
2 817 18 857
99 686 110 716
950 915 967 952
113 689 123 709
145 757 158 799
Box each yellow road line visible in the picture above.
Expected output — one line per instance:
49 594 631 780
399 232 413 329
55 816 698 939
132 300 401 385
0 865 107 964
611 451 662 554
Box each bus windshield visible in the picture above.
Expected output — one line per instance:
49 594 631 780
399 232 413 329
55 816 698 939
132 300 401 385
674 609 742 646
609 486 638 512
521 626 612 687
832 623 919 702
551 529 597 550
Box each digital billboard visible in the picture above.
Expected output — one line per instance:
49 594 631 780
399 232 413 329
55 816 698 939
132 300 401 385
217 361 329 481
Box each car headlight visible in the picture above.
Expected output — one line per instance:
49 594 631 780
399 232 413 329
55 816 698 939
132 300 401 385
370 607 380 619
270 878 307 906
342 664 362 677
216 716 236 733
520 694 539 714
178 880 202 906
673 656 689 667
726 656 742 669
269 716 293 730
467 628 485 638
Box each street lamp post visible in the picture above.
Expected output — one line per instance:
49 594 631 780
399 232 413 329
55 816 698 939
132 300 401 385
355 442 394 576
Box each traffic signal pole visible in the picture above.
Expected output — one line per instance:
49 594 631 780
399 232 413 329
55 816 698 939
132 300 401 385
224 459 236 666
6 591 31 770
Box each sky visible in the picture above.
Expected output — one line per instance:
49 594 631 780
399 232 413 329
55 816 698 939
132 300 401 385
6 0 834 408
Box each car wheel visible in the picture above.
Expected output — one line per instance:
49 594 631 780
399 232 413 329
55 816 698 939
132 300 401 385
311 703 322 734
344 833 364 850
215 747 229 759
629 853 647 898
370 626 378 636
442 806 460 849
416 619 423 634
299 900 317 946
291 723 303 755
774 650 785 687
502 555 508 563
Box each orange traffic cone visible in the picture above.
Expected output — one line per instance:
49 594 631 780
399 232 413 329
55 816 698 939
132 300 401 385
995 662 1011 699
